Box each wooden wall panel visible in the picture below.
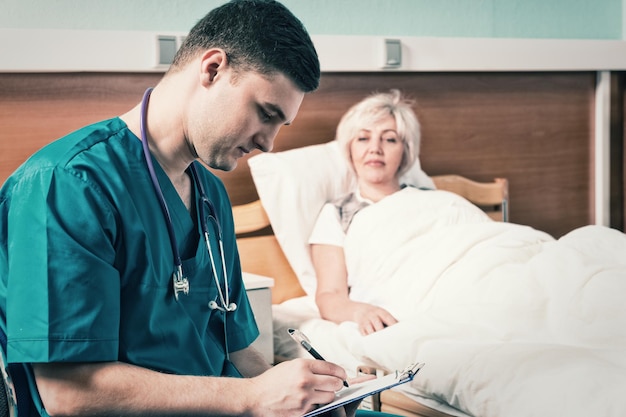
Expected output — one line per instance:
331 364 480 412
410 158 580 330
1 72 162 184
1 71 601 238
218 72 596 238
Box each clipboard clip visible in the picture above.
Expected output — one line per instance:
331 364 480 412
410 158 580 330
397 362 425 383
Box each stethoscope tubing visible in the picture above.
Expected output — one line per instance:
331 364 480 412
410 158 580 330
139 87 233 312
189 165 233 312
140 87 183 271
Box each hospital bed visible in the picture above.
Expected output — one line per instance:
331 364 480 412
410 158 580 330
233 181 505 417
231 141 509 417
231 141 626 417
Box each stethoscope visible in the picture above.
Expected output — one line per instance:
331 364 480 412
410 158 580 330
140 87 237 314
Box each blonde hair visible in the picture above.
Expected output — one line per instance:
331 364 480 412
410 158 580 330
335 89 421 177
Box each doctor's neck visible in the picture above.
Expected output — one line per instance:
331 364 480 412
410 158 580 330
122 85 196 180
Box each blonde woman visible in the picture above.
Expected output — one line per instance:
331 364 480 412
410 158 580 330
310 89 422 335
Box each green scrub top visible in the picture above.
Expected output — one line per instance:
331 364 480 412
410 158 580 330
0 118 258 379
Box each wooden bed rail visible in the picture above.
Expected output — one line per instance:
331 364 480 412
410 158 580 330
231 200 271 235
233 200 304 303
431 175 509 222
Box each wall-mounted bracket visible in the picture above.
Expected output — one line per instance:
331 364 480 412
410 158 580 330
383 38 402 69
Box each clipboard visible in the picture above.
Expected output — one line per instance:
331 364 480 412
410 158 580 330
302 362 425 417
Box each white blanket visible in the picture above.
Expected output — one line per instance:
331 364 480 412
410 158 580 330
273 188 626 417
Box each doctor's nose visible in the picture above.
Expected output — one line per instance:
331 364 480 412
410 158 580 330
254 125 282 152
252 133 273 153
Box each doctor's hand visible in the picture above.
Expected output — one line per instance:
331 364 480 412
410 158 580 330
352 302 398 335
246 358 347 417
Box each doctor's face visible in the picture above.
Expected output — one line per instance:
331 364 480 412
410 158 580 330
349 115 404 186
188 69 304 171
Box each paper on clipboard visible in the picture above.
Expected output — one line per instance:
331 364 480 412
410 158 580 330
302 362 425 417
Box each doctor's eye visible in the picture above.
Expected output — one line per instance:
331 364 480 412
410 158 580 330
258 107 274 123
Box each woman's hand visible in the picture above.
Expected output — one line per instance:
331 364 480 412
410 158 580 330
352 303 398 335
312 244 398 335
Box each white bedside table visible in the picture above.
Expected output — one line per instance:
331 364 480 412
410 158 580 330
242 272 275 364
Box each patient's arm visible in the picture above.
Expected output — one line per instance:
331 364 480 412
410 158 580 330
312 243 398 335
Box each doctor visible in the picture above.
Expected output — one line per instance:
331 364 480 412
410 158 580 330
0 1 359 416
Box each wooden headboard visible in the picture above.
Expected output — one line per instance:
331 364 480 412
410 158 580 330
1 71 624 238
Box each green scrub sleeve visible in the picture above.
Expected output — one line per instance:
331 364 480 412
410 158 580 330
6 166 120 363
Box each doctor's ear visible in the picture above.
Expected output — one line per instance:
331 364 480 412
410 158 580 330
199 49 228 85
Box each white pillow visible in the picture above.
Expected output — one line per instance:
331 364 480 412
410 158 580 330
248 141 434 295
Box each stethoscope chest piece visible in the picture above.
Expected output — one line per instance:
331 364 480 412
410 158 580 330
172 265 190 301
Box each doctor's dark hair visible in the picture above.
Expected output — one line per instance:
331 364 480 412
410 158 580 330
335 89 422 178
170 0 320 93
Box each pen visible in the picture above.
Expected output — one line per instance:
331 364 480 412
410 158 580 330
288 328 349 387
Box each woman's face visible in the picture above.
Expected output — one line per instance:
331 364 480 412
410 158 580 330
349 114 404 187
